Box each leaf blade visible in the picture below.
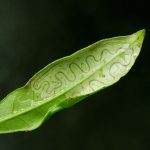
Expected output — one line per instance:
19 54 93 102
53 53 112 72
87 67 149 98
0 29 145 133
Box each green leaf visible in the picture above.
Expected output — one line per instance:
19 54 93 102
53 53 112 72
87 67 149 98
0 29 145 134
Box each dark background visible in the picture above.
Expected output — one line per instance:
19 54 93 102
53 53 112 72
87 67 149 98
0 0 150 150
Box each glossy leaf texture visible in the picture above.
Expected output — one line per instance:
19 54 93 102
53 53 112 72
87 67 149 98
0 29 145 133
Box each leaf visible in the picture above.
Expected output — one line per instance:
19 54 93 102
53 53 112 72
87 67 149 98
0 29 145 134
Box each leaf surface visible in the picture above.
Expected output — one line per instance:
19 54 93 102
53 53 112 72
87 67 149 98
0 29 145 133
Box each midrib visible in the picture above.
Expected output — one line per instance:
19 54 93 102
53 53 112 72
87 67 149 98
0 36 139 123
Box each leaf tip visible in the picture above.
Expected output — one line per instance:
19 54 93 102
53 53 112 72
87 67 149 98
131 29 145 50
135 29 145 42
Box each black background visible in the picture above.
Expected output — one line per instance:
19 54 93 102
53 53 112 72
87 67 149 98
0 0 150 150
